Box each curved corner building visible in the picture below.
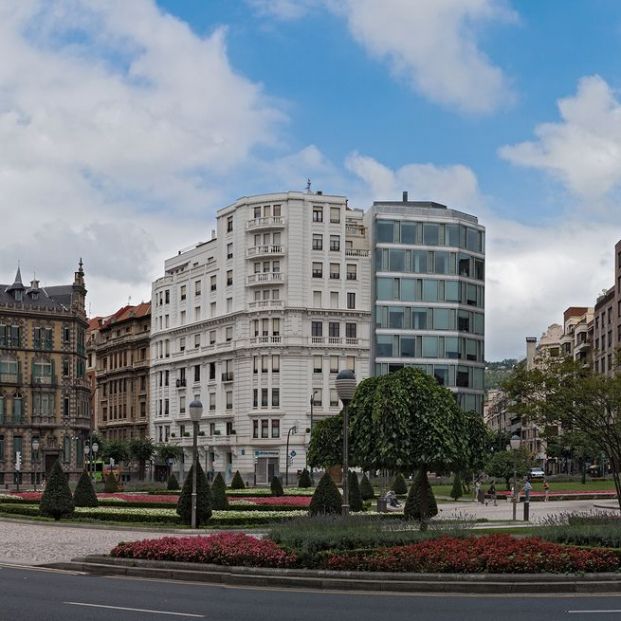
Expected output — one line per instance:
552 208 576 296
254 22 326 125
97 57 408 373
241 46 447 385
367 194 485 413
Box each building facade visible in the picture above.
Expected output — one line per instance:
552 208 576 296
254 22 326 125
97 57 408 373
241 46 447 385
90 304 151 442
149 191 371 484
367 194 485 413
0 263 90 484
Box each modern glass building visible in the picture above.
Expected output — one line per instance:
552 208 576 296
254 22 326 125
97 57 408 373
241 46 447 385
367 195 485 413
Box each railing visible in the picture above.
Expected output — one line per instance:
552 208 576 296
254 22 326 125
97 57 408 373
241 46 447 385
249 336 282 345
247 272 285 286
176 378 186 388
328 337 342 344
246 245 285 258
311 336 324 344
0 373 20 384
309 337 360 346
248 300 283 309
31 376 57 387
246 216 285 230
0 338 21 348
345 248 369 257
222 372 234 382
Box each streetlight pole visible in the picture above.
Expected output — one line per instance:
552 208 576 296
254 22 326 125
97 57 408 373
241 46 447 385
92 442 99 481
189 400 203 529
509 434 521 522
285 425 297 487
32 439 40 492
336 370 356 517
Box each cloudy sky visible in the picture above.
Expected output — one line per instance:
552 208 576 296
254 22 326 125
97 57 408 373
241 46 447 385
1 0 620 360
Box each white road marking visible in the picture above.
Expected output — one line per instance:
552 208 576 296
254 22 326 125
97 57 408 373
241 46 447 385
568 611 621 615
64 602 204 617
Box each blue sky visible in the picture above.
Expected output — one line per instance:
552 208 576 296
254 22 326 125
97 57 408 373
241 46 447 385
2 1 621 359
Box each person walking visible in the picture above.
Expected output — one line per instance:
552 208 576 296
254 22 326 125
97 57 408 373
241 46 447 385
488 481 497 506
474 479 481 503
543 479 550 502
523 478 532 502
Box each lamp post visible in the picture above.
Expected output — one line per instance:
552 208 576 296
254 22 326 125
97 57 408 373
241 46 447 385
92 442 99 481
189 400 203 529
284 425 297 487
307 391 317 482
83 443 90 474
32 439 40 492
509 434 521 521
336 369 356 516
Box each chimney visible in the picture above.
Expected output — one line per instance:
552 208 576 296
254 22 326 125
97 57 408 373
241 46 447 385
402 191 408 202
525 337 537 370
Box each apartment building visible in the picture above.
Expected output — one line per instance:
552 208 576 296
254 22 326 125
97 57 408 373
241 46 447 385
0 262 90 483
150 191 371 484
560 306 593 367
90 304 151 441
367 193 486 413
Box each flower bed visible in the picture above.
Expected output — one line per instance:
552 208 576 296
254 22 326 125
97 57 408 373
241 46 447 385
112 533 295 567
235 496 311 507
324 534 621 573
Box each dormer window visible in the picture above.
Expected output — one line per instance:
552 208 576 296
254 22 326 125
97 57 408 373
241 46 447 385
32 293 38 300
15 291 22 302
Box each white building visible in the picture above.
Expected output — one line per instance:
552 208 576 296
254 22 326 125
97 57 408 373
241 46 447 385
149 192 371 485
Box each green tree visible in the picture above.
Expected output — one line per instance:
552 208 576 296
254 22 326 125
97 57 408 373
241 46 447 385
101 440 130 465
307 414 343 468
167 473 180 491
390 472 408 495
450 472 463 500
230 470 245 490
404 469 438 529
270 475 284 497
155 444 183 478
73 470 98 507
129 437 155 481
39 460 74 521
103 471 120 493
298 468 312 488
176 462 212 526
211 472 229 510
485 448 532 490
359 473 375 500
348 471 364 512
309 472 342 515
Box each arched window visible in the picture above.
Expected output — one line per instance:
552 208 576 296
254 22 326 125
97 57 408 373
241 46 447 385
0 357 18 383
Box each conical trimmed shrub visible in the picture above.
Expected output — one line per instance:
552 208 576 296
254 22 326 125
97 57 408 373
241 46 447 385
73 470 98 507
176 461 212 526
40 460 74 521
211 472 229 510
103 472 120 493
309 472 342 515
450 472 464 501
404 468 438 529
348 471 364 512
230 470 245 490
298 468 312 488
167 474 180 491
270 475 284 497
391 472 408 495
359 473 375 500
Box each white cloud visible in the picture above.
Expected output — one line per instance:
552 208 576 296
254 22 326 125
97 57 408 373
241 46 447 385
247 0 320 20
0 0 283 316
347 154 618 360
500 75 621 199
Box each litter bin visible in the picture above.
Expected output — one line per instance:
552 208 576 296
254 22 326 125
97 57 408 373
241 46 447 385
376 497 387 513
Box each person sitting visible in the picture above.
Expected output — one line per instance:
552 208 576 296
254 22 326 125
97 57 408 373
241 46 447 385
384 490 402 511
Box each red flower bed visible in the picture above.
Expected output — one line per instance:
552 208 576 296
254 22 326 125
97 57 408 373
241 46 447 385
111 533 296 568
325 534 620 574
235 496 311 507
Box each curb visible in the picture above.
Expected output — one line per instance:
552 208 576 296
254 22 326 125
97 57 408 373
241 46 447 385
44 555 621 595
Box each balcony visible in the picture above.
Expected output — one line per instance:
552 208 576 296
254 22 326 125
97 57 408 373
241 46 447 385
345 224 366 238
31 376 57 388
345 248 369 257
309 337 360 346
248 299 283 309
246 245 285 259
249 336 282 345
221 372 234 382
176 378 187 388
246 216 285 231
0 373 20 385
247 272 285 286
31 415 59 427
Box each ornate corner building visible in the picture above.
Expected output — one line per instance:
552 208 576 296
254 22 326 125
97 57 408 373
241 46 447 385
0 262 90 484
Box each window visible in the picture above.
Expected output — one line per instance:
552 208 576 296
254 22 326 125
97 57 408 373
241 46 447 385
261 355 268 373
179 395 186 414
330 207 340 223
346 264 357 280
226 422 234 435
312 262 323 278
180 311 186 324
194 333 200 348
253 389 258 409
194 365 200 383
273 204 281 217
261 388 268 407
313 207 323 222
330 388 339 407
423 223 439 245
376 220 395 243
261 419 269 438
330 291 339 308
210 301 216 316
311 321 323 337
313 355 322 373
209 330 216 344
312 234 323 250
272 388 280 408
33 361 53 384
226 270 233 286
254 206 261 219
180 285 186 301
347 292 356 309
253 419 259 438
165 289 170 304
210 275 217 291
271 419 280 438
195 280 202 296
226 391 233 410
226 243 233 259
329 263 340 279
329 322 340 338
330 235 340 251
179 337 186 352
225 326 233 342
226 215 233 232
313 389 322 406
346 323 357 338
209 392 216 411
346 356 355 371
313 291 322 307
330 355 339 373
63 327 70 342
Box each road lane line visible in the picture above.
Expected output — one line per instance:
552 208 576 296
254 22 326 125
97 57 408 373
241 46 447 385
64 602 204 617
568 611 621 615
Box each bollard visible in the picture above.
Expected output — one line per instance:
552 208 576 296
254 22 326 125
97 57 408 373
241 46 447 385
523 500 530 521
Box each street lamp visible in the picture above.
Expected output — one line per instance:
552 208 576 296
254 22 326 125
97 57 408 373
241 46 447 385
32 439 40 492
307 392 317 482
336 369 356 516
509 434 521 521
83 443 90 472
189 400 203 529
92 442 99 480
285 425 297 487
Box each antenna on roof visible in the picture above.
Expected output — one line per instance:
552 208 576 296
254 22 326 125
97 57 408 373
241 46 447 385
306 178 312 193
128 295 132 306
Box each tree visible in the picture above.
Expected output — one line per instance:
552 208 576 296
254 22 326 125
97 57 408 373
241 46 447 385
156 444 183 478
404 469 438 529
450 472 463 500
502 357 621 509
307 414 343 468
298 468 312 488
104 471 120 493
73 470 98 507
390 472 408 495
230 470 245 490
348 471 364 512
176 462 212 526
167 473 180 491
211 472 229 510
309 472 342 515
40 460 74 521
270 475 284 497
101 440 130 465
129 437 155 481
485 448 532 490
359 473 375 500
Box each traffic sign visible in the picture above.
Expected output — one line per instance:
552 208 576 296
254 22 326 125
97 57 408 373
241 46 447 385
290 450 296 457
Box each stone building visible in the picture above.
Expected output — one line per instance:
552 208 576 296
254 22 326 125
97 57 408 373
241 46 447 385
0 262 89 484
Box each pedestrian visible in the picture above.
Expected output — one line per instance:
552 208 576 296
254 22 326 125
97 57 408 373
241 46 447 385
474 479 481 503
488 481 497 506
543 479 550 502
523 478 532 502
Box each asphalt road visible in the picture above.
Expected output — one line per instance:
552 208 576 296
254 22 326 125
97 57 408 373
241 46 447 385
1 565 621 621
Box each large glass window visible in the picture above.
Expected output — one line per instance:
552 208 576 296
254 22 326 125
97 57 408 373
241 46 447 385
423 224 439 245
388 307 404 329
445 337 459 359
446 224 460 247
434 365 449 386
422 280 438 302
434 252 449 274
376 220 395 243
400 222 417 244
458 254 471 277
412 310 427 329
401 337 416 357
422 337 438 357
376 335 394 357
466 228 482 253
445 281 460 302
389 249 406 271
400 279 416 301
412 251 427 273
376 278 393 301
433 308 453 330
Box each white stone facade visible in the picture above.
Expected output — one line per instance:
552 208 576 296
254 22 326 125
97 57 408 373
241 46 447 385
149 192 371 485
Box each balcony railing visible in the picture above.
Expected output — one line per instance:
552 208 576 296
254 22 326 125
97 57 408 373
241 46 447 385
345 248 369 257
248 299 283 309
0 373 20 384
222 372 234 382
249 336 282 345
247 272 285 286
246 245 285 258
246 216 285 230
176 378 187 388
